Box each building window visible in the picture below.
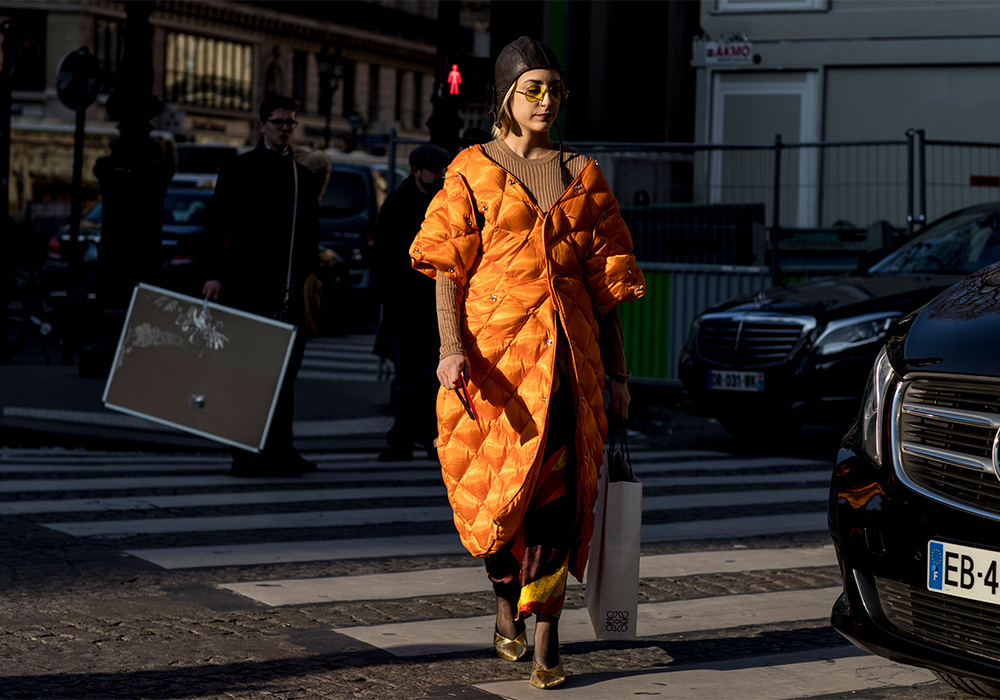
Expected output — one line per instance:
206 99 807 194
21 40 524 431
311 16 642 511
164 31 253 111
368 63 380 124
293 51 308 109
714 0 827 11
94 17 122 94
413 72 423 129
0 9 45 92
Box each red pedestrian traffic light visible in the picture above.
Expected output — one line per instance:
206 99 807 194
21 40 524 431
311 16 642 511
448 63 462 96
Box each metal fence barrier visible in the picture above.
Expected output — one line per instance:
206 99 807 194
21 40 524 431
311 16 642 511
385 129 1000 382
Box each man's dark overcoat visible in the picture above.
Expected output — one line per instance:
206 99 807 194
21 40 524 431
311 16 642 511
205 141 319 324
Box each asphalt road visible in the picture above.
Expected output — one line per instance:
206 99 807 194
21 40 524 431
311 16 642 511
0 333 979 700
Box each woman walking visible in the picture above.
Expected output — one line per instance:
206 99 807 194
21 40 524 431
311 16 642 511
410 36 644 689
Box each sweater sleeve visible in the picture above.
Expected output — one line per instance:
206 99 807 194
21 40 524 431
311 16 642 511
597 306 630 382
436 274 466 359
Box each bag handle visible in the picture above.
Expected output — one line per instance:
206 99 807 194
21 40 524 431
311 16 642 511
276 157 298 321
607 421 637 483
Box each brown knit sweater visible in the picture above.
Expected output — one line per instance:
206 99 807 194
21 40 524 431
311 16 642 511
435 139 630 381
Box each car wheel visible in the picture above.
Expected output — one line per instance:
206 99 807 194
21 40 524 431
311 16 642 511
933 671 1000 698
717 412 803 443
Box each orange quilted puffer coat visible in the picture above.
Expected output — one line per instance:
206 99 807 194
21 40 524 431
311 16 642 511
410 145 645 582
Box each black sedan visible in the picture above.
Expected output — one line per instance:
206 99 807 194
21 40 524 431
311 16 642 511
830 260 1000 698
678 202 1000 441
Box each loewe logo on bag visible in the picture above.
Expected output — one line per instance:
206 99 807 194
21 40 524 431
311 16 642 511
605 610 630 632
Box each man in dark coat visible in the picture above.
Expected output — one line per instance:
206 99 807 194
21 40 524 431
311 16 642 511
203 95 320 477
372 144 451 461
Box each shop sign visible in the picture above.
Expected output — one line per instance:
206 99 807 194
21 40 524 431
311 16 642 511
706 41 753 64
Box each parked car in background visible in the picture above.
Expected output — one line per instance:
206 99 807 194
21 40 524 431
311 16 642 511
318 160 407 325
678 202 1000 441
175 142 244 175
830 259 1000 698
42 186 215 301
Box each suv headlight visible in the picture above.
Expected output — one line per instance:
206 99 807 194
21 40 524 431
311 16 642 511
813 312 901 356
859 345 899 466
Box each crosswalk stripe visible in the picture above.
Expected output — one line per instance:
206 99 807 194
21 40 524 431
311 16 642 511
300 358 380 371
41 488 827 537
641 512 828 541
632 456 827 471
0 469 442 493
121 511 831 570
297 370 383 382
125 533 467 569
302 348 379 361
45 505 456 536
333 586 843 657
643 470 830 486
0 450 388 467
219 546 837 606
475 647 933 700
0 485 447 515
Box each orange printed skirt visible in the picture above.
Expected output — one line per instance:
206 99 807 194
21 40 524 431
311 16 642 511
485 369 575 619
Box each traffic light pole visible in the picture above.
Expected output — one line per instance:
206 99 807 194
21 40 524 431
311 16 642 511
0 23 13 364
427 2 462 155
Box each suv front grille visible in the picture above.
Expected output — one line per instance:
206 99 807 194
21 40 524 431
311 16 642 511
895 377 1000 518
878 577 1000 662
696 315 812 367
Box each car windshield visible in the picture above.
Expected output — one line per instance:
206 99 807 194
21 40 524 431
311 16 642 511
869 209 1000 275
83 202 102 223
319 172 368 219
163 192 211 225
71 195 211 227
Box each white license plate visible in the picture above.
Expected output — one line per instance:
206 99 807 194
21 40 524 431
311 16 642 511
928 540 1000 605
708 370 764 392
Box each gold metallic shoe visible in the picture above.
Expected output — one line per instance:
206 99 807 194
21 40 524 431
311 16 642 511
493 626 528 661
530 659 566 689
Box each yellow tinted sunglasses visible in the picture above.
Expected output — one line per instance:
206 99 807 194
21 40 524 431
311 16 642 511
515 84 569 103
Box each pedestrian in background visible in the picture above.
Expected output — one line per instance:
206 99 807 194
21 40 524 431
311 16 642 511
410 37 645 689
372 144 451 462
202 95 320 478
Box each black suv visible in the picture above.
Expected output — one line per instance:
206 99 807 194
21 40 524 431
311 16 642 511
318 161 406 324
830 260 1000 697
679 202 1000 441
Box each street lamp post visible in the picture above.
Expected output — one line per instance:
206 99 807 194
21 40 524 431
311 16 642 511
89 1 173 373
317 48 343 150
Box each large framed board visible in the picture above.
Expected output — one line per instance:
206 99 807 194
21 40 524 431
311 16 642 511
103 283 298 452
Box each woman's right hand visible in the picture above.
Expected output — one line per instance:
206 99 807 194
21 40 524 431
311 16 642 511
437 353 469 390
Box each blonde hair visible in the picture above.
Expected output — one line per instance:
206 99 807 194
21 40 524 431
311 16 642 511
491 82 518 139
294 147 332 201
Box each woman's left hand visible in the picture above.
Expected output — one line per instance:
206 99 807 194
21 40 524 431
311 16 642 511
609 379 630 422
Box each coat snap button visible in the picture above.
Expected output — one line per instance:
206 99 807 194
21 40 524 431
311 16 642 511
466 219 473 226
597 304 604 310
508 179 515 185
491 295 497 302
482 204 488 211
541 397 547 402
448 267 455 273
546 339 552 345
413 247 419 252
